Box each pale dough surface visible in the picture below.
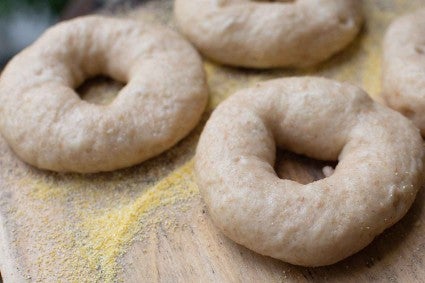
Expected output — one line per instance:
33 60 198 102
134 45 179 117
382 9 425 135
174 0 363 68
0 16 208 173
195 77 425 266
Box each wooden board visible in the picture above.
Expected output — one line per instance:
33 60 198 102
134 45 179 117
1 0 425 282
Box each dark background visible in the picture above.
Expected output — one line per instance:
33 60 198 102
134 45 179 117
0 0 107 67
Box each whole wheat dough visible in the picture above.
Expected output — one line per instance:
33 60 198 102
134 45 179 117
195 77 424 266
382 9 425 135
0 16 208 173
174 0 363 68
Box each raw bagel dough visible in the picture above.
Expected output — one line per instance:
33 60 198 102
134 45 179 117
195 77 424 266
174 0 363 68
382 9 425 135
0 16 208 173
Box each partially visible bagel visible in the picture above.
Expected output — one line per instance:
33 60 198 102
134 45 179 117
175 0 363 68
382 9 425 135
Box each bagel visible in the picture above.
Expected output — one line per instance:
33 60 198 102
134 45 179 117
382 9 425 135
174 0 363 68
195 77 424 266
0 16 208 173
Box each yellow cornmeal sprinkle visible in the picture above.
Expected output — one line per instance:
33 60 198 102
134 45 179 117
78 160 198 281
362 43 381 99
204 61 263 109
26 179 68 200
22 160 198 282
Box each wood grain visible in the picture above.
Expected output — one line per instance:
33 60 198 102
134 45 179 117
1 0 425 282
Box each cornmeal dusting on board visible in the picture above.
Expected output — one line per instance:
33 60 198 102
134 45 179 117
360 1 395 99
78 160 198 281
21 160 198 282
362 44 381 99
24 179 67 201
11 176 95 282
204 61 263 109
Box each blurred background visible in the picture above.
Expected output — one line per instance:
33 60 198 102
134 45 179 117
0 0 135 67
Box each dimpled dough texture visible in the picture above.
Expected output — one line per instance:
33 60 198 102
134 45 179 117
174 0 363 68
0 16 208 173
382 9 425 135
195 77 425 266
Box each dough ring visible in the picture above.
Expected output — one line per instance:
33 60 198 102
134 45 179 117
195 77 424 266
382 9 425 135
0 16 208 173
174 0 363 68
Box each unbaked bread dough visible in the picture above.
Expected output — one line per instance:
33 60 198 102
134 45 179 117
195 77 424 266
174 0 363 68
0 16 208 173
382 9 425 135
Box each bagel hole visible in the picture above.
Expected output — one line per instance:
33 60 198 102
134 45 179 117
274 149 337 184
76 76 124 105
